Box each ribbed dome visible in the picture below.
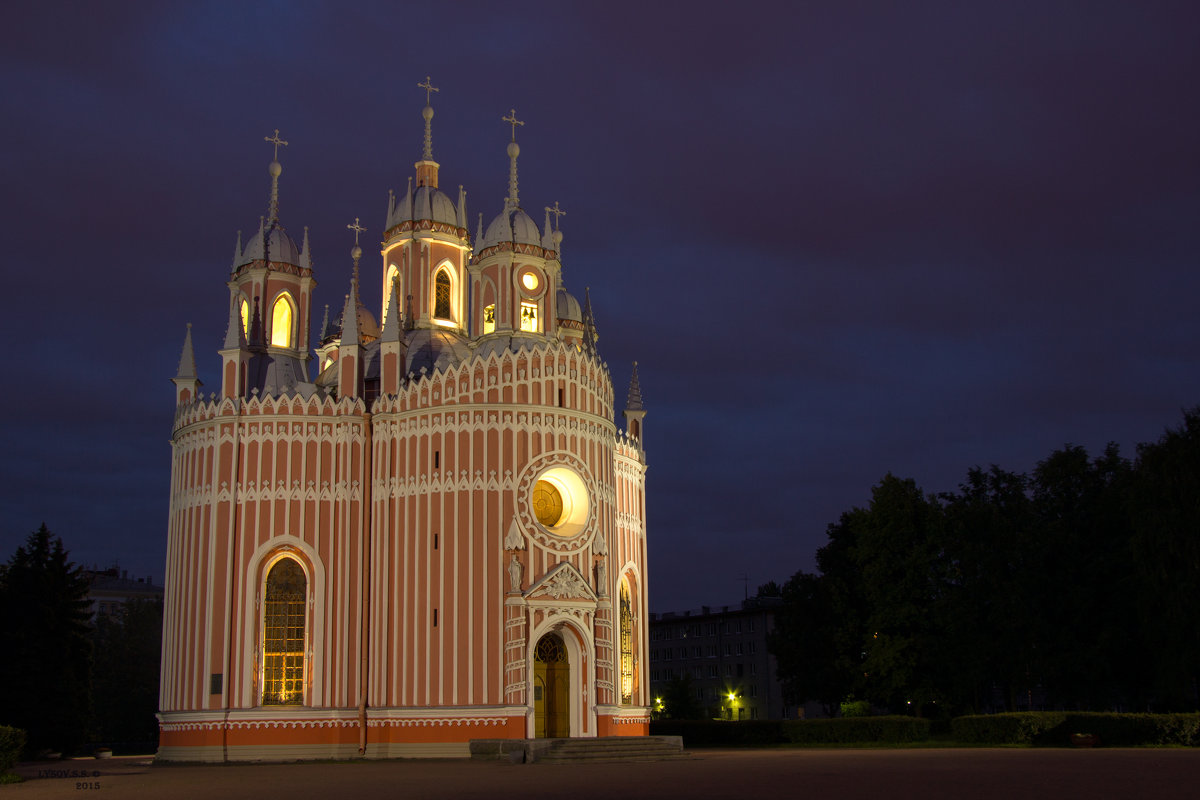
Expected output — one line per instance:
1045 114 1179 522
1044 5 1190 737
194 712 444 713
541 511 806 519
355 303 380 340
556 287 582 324
480 207 544 250
414 185 458 226
240 223 302 266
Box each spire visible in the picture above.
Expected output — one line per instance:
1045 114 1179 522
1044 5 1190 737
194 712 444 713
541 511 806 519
298 226 311 269
341 218 366 347
173 323 203 405
626 361 644 411
248 295 264 348
418 76 439 162
176 323 198 380
224 290 246 349
263 129 288 224
502 108 524 209
399 177 413 221
475 212 485 246
319 304 332 341
381 273 403 341
457 184 468 230
231 230 242 269
582 287 599 350
386 188 395 230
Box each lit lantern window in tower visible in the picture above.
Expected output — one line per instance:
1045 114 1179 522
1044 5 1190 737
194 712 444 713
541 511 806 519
262 558 306 706
521 271 539 291
434 270 452 320
483 304 496 334
270 294 294 348
620 579 634 703
240 299 250 336
520 301 538 332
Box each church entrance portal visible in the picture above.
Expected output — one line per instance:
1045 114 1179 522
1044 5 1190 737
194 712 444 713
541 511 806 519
534 632 570 738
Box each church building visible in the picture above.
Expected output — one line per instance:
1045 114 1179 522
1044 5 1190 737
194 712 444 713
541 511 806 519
159 85 650 761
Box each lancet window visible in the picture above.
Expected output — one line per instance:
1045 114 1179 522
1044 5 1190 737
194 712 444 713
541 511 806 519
270 293 295 348
262 558 306 705
620 579 634 703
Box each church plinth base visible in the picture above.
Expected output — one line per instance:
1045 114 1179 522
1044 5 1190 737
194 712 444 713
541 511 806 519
595 710 651 737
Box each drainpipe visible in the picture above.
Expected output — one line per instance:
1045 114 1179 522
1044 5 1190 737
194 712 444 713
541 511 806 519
358 411 373 755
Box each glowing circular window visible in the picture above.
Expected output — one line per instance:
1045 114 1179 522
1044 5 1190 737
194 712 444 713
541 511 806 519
533 480 564 527
532 467 589 537
521 272 539 291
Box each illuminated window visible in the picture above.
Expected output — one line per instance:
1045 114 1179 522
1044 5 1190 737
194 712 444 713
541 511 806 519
620 579 634 704
521 271 539 291
270 294 294 348
520 301 538 332
262 558 306 705
240 298 249 336
434 269 451 320
483 304 495 334
533 480 563 527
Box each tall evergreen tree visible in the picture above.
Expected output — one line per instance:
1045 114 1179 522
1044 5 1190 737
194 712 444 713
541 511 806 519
0 525 92 752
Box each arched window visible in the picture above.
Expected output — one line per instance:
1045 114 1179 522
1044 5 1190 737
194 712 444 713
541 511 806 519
482 304 496 335
270 293 295 348
262 558 306 705
520 301 539 333
433 269 452 321
620 579 633 704
240 298 250 336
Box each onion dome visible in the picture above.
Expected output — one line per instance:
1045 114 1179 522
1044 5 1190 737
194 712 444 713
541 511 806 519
387 183 459 230
238 219 302 266
556 286 584 340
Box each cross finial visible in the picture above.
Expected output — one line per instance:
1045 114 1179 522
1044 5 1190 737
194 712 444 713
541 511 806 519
418 76 439 106
264 129 288 161
546 201 567 229
347 217 366 247
502 109 524 141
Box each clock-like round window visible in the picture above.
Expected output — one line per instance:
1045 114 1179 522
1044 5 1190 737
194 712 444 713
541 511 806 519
521 272 539 291
530 466 589 538
533 480 564 527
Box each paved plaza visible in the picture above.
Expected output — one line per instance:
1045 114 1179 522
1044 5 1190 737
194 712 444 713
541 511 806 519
9 747 1200 799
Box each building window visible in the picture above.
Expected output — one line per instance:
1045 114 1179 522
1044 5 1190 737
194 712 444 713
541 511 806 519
750 662 757 676
725 644 732 657
737 643 744 656
664 648 672 661
520 301 538 332
262 558 306 705
706 623 716 636
707 645 716 658
749 619 756 633
270 293 295 348
482 304 495 334
240 298 250 336
620 580 634 704
708 665 717 678
735 621 742 634
749 642 756 655
434 269 452 320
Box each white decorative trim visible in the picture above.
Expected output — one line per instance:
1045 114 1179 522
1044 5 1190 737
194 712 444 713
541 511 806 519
526 562 596 602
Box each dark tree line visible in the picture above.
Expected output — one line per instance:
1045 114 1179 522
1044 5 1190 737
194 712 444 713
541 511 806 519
0 525 162 754
770 409 1200 717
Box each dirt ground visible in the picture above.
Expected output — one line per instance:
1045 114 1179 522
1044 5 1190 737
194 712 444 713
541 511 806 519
8 747 1200 799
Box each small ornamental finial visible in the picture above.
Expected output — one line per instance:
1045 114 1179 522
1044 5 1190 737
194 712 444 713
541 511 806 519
502 108 524 141
265 128 289 161
418 75 439 106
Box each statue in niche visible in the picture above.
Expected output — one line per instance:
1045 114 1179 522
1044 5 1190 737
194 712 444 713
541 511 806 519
595 556 607 596
508 554 524 593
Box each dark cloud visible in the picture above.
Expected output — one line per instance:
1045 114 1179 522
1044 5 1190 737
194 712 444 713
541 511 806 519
3 0 1199 610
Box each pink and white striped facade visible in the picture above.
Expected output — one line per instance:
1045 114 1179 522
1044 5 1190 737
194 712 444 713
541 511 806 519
160 110 649 761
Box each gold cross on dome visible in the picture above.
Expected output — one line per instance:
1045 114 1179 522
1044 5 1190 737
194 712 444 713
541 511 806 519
264 129 288 160
347 217 366 245
546 201 567 229
418 76 439 105
502 108 524 141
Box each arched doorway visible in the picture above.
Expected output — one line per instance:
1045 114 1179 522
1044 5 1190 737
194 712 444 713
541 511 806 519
534 632 570 738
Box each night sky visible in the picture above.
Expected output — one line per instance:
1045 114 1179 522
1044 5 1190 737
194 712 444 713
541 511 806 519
3 2 1199 613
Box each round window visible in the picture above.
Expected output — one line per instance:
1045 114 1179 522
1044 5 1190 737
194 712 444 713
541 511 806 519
521 271 539 291
533 480 564 527
531 467 589 537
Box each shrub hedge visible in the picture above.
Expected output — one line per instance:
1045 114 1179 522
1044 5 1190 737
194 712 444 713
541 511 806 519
951 712 1200 746
0 726 26 773
649 720 785 746
783 716 930 744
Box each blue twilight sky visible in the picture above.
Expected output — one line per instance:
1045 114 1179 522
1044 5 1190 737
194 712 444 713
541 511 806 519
2 1 1198 612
